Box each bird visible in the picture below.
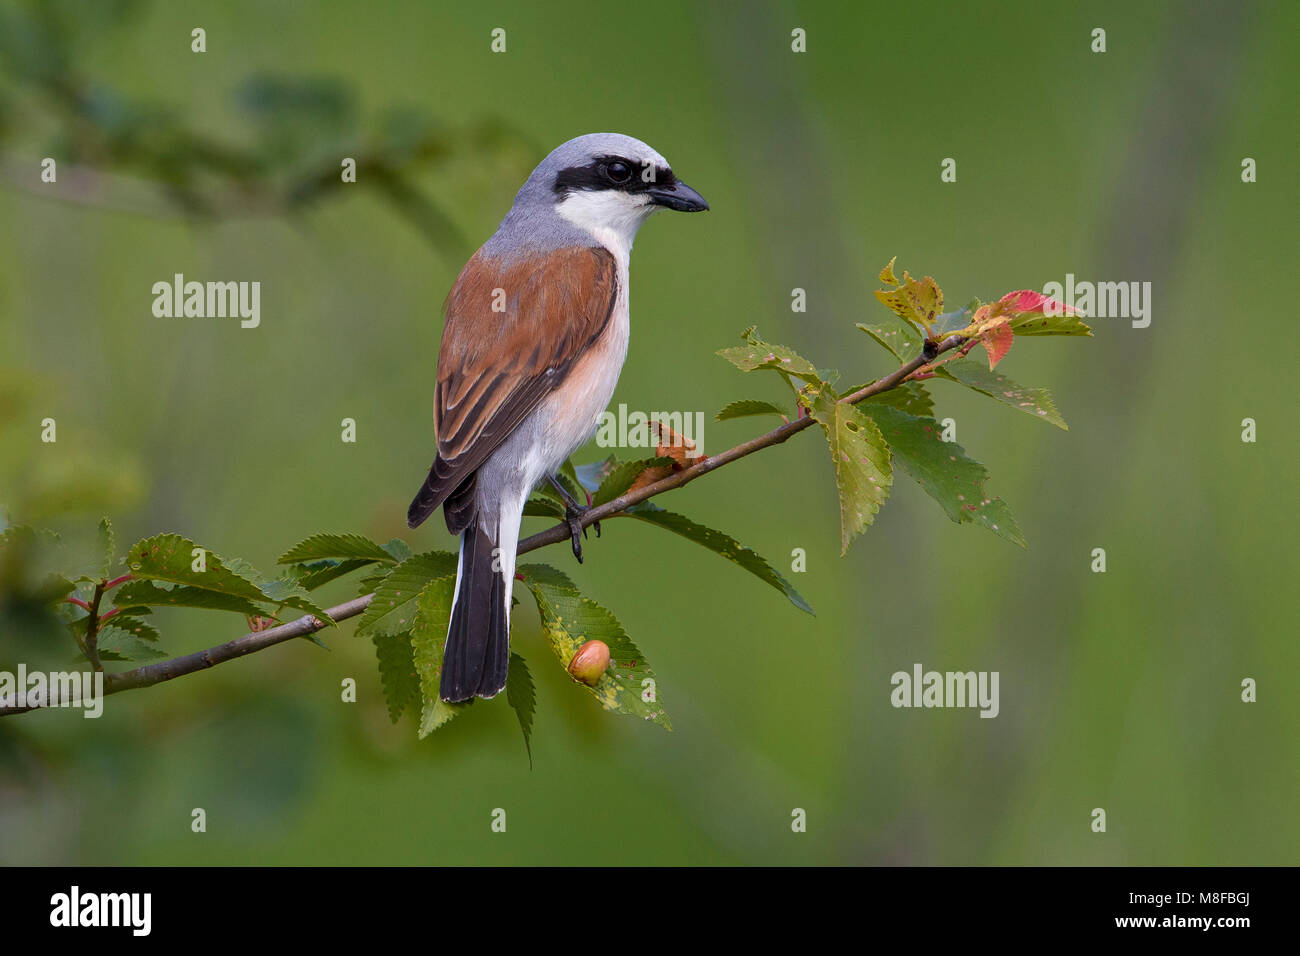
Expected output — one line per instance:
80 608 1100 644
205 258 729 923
406 133 709 703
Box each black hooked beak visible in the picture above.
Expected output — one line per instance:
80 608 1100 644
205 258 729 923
647 179 709 212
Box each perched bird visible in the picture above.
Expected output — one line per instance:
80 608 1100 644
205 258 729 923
406 133 708 702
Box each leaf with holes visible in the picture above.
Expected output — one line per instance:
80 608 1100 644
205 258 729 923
857 316 925 364
875 271 943 331
805 388 893 555
519 565 670 730
717 326 822 385
935 357 1067 430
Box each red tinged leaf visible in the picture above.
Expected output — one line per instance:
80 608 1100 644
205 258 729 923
969 289 1090 338
979 319 1014 369
997 289 1077 317
964 304 1016 370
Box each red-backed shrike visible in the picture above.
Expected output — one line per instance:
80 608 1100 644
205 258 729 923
406 133 708 702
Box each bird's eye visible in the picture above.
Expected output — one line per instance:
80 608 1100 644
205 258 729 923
605 161 632 184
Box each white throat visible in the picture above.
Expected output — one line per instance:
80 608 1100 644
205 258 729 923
555 191 657 261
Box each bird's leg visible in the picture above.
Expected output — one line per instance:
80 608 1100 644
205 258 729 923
546 475 600 563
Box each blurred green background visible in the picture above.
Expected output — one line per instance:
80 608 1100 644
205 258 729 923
1 0 1296 865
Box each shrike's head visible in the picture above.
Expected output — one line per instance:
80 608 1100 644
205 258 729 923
503 133 708 253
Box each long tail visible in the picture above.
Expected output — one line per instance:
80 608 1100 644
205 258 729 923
440 522 511 702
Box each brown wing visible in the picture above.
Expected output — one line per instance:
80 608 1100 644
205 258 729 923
406 244 618 529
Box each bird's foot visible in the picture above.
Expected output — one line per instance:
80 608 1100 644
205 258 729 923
563 501 600 563
547 475 600 563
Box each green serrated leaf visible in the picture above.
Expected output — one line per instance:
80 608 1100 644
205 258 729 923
358 572 388 596
524 494 566 519
860 381 935 418
288 558 373 591
935 357 1067 430
226 557 335 623
857 317 925 363
549 469 586 508
278 532 396 565
124 534 333 622
97 517 115 580
107 615 160 643
517 563 579 593
419 696 467 737
519 564 670 730
106 605 152 619
593 456 674 507
861 404 1025 547
380 538 413 563
932 302 979 336
807 392 893 555
409 577 469 738
373 629 419 723
506 651 536 766
1008 308 1092 336
625 503 813 614
534 469 584 509
717 327 822 384
560 457 580 487
355 551 458 638
112 580 267 616
874 271 943 330
715 399 788 422
93 625 167 662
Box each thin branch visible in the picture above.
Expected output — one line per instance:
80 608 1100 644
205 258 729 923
83 583 105 673
0 338 962 717
518 337 958 553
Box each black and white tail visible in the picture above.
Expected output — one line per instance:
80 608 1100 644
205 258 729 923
439 523 509 702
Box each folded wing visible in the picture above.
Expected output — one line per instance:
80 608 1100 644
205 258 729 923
407 245 618 529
